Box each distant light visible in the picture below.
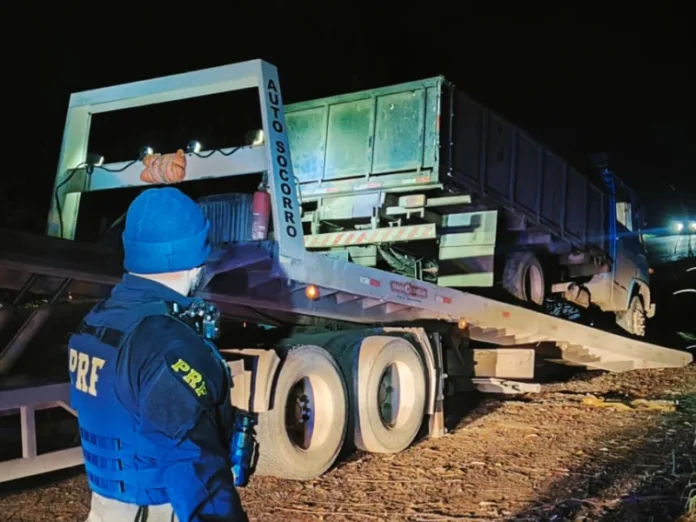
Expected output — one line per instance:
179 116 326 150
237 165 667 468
139 146 154 160
457 318 468 330
689 221 696 232
86 153 104 166
186 140 203 154
672 221 684 233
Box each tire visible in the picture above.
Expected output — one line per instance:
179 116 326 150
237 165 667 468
253 345 348 480
619 294 647 337
352 336 427 454
502 251 545 306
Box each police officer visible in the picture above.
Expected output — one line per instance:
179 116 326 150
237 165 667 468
68 187 248 522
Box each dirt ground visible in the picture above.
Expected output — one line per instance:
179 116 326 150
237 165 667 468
2 363 694 522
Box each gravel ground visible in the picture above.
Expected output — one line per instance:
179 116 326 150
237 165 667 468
2 364 695 522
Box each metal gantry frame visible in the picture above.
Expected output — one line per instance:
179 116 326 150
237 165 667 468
48 59 307 263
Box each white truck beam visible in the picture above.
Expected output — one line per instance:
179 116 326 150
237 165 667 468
82 146 267 193
0 383 83 483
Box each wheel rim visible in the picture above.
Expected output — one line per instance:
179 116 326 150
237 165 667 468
631 300 646 336
525 263 545 306
377 364 399 429
284 374 333 451
376 360 417 431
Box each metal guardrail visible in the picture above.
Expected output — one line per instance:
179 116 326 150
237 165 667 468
0 383 83 482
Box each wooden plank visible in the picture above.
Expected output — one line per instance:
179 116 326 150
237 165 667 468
472 349 535 379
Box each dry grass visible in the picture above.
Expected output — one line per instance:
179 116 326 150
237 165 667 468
2 364 695 521
678 398 696 522
681 477 695 522
683 460 696 521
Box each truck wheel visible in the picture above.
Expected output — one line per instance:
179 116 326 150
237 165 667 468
622 294 647 337
254 345 347 480
502 251 545 306
353 336 427 454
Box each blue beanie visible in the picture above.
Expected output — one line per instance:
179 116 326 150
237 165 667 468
122 187 211 274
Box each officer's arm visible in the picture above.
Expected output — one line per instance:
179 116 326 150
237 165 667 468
126 316 247 522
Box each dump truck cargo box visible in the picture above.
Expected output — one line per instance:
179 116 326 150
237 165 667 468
285 77 609 254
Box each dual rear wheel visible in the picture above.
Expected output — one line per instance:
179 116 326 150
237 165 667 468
253 337 428 480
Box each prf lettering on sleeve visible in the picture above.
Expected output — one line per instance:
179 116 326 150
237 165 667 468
69 348 106 397
171 359 208 397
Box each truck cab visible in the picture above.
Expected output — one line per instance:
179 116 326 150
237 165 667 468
610 175 654 335
553 156 655 336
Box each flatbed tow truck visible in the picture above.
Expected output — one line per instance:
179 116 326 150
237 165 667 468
0 60 691 485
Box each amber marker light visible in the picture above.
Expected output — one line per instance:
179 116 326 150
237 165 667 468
305 285 320 300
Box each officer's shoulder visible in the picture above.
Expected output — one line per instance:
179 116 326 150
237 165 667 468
132 313 203 343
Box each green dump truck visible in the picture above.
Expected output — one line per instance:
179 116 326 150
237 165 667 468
285 76 654 336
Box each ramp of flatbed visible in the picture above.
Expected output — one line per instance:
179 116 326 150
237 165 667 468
203 244 693 373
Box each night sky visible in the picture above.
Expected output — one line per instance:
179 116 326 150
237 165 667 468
5 2 694 234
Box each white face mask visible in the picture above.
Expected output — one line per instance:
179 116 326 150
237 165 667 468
188 267 205 296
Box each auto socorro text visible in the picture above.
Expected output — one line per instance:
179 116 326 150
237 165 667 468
266 78 299 239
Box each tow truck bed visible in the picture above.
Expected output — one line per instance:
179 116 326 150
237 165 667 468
1 228 691 373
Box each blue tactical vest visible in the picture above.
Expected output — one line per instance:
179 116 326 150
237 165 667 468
68 299 179 505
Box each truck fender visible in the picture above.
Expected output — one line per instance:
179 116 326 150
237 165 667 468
382 327 438 417
220 348 281 413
